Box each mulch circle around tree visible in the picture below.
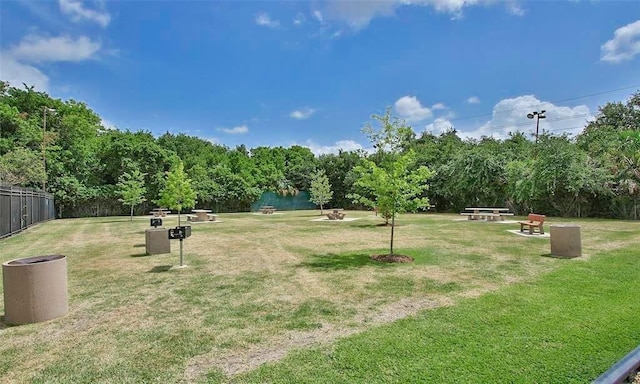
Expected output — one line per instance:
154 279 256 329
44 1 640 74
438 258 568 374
370 254 414 263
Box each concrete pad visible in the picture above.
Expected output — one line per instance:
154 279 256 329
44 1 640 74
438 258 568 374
506 229 550 238
310 217 361 222
188 220 223 224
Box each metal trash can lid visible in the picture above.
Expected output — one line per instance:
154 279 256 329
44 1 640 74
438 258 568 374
6 255 65 265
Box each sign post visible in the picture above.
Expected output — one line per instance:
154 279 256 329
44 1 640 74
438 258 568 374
168 226 191 267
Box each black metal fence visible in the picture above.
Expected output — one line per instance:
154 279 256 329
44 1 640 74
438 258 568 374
0 185 55 239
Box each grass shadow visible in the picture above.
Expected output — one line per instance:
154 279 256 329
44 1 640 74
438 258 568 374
133 244 145 248
92 219 130 224
148 265 172 273
299 253 392 271
0 315 9 329
353 223 389 229
130 252 148 258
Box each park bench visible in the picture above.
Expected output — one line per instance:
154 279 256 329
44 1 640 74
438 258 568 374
519 213 546 234
206 214 218 221
186 214 198 222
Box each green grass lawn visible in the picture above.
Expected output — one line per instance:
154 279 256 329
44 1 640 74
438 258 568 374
0 211 638 383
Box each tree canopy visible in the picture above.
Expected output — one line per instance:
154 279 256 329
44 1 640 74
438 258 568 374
1 80 638 220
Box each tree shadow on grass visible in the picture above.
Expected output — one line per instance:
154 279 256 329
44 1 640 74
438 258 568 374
133 244 145 248
92 219 130 224
130 252 148 257
148 265 172 273
353 222 396 229
299 253 394 271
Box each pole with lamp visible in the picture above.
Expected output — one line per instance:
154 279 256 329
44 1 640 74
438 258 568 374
42 107 56 192
527 110 546 158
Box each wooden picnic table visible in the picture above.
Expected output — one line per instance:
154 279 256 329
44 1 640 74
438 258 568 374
461 207 512 221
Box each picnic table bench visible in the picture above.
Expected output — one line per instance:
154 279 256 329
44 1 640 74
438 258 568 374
519 213 546 234
461 207 512 221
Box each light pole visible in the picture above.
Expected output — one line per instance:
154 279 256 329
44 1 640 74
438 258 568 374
42 107 56 192
527 110 546 144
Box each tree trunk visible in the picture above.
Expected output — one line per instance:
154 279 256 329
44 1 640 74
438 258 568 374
320 204 323 215
390 196 397 256
130 205 134 221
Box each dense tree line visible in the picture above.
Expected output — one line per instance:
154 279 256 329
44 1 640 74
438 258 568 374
0 81 638 219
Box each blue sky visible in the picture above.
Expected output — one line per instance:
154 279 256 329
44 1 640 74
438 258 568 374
1 1 639 154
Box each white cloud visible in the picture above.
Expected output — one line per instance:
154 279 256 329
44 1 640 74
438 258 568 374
302 139 365 156
293 12 306 25
218 125 249 134
6 34 101 63
290 107 316 120
467 96 480 104
424 118 454 135
313 10 324 23
255 12 280 29
506 2 525 16
460 95 592 140
203 137 220 145
394 96 432 122
0 34 102 92
322 1 521 30
432 102 446 110
601 20 640 63
59 0 111 27
323 1 397 29
100 118 117 130
0 56 50 91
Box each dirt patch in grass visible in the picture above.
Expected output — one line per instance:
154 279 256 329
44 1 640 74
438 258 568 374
370 254 414 263
185 294 454 379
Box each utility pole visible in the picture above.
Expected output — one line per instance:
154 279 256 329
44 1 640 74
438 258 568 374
527 110 546 157
42 107 56 192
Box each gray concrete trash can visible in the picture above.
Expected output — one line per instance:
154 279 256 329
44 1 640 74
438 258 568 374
550 225 582 258
145 228 170 255
3 255 68 325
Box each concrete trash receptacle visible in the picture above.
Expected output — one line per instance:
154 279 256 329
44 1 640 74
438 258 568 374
550 225 582 258
145 228 170 255
3 255 68 325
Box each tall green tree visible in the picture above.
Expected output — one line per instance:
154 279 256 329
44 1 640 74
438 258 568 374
615 130 640 220
309 169 333 214
317 150 362 209
158 161 197 225
117 168 147 221
349 108 434 257
0 147 45 187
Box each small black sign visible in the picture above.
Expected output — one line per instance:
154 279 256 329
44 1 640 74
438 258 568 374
150 218 162 228
168 225 191 240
